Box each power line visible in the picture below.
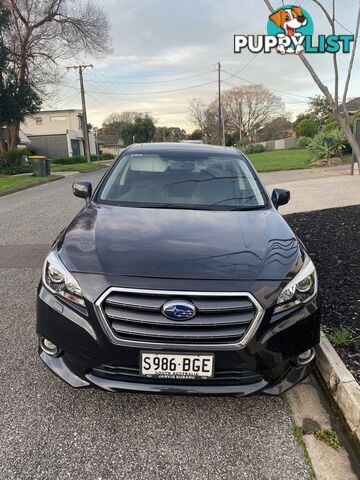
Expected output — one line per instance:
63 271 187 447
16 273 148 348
90 69 143 111
222 69 310 100
222 80 309 105
91 64 218 80
86 69 217 85
84 80 218 96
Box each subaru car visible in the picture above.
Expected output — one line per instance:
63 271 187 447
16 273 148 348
37 143 320 395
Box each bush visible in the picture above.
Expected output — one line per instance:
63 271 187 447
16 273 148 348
0 164 33 175
52 155 87 165
297 136 312 148
308 129 346 160
294 118 318 138
3 148 31 164
100 153 115 160
243 143 266 154
238 139 250 148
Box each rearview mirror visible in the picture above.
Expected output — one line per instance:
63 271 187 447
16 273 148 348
72 181 92 200
271 188 290 210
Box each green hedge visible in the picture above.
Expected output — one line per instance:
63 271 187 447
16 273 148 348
0 164 33 175
52 155 87 165
100 153 115 160
243 143 266 154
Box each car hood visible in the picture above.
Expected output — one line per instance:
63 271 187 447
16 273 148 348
58 204 302 281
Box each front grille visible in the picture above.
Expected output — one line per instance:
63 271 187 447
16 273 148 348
92 363 263 387
96 288 263 348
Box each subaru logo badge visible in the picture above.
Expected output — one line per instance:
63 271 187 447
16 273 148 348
161 300 196 321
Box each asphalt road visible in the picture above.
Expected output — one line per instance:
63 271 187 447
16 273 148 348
0 171 310 480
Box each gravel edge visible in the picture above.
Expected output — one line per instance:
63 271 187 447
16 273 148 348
316 332 360 445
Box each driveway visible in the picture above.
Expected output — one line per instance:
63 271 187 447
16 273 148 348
0 170 310 480
261 165 360 214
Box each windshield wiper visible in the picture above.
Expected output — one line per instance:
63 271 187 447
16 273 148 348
229 205 266 211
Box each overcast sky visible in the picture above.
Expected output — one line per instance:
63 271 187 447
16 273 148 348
48 0 360 132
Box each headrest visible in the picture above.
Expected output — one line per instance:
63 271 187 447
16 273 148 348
129 155 166 172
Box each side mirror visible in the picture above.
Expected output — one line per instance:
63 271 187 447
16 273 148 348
271 188 290 210
72 181 92 200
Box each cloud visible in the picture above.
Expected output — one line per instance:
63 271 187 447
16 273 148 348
52 0 360 131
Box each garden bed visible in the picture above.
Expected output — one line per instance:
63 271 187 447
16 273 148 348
285 205 360 383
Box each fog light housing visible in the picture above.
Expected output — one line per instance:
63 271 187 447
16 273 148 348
40 337 61 357
296 348 316 366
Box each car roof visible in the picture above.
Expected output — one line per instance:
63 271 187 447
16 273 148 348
125 143 240 156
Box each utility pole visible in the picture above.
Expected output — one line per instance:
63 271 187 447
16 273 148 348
93 127 100 163
67 64 93 163
218 62 222 146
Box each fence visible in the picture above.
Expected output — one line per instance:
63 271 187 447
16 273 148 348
259 137 297 151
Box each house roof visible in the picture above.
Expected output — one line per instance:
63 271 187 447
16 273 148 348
35 109 83 115
98 135 123 146
345 97 360 112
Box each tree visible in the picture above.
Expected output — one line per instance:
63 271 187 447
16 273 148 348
257 116 293 141
100 112 139 137
153 127 187 143
189 86 283 145
189 99 212 142
120 116 156 146
0 4 41 155
307 95 333 128
222 85 283 141
188 129 203 140
264 0 360 172
294 118 318 138
2 0 111 149
293 113 313 131
222 88 245 140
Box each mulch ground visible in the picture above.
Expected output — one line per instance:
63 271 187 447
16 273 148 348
285 205 360 383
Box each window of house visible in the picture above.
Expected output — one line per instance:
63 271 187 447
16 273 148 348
35 117 43 125
77 116 83 130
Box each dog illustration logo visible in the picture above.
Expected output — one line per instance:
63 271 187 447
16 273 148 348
234 5 353 56
267 5 314 54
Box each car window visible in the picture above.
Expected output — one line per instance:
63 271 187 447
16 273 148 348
98 152 266 210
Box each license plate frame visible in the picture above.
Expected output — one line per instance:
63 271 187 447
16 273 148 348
140 351 215 380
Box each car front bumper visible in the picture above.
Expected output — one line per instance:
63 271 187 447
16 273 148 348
37 284 321 396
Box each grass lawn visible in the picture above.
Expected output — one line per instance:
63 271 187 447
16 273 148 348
247 149 312 172
0 174 53 193
51 162 107 173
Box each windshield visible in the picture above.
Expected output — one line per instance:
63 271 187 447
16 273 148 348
97 151 267 210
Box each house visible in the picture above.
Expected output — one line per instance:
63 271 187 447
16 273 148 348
98 135 124 156
21 109 96 158
344 97 360 114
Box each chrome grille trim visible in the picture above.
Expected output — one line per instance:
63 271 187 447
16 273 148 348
94 287 265 351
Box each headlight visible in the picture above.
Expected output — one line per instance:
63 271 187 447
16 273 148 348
274 253 317 313
43 251 85 307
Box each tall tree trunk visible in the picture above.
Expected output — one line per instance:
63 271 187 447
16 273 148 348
0 131 7 161
337 115 360 171
7 122 20 149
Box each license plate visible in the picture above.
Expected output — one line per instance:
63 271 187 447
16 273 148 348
140 352 214 380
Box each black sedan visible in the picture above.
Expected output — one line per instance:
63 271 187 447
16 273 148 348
37 143 320 395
